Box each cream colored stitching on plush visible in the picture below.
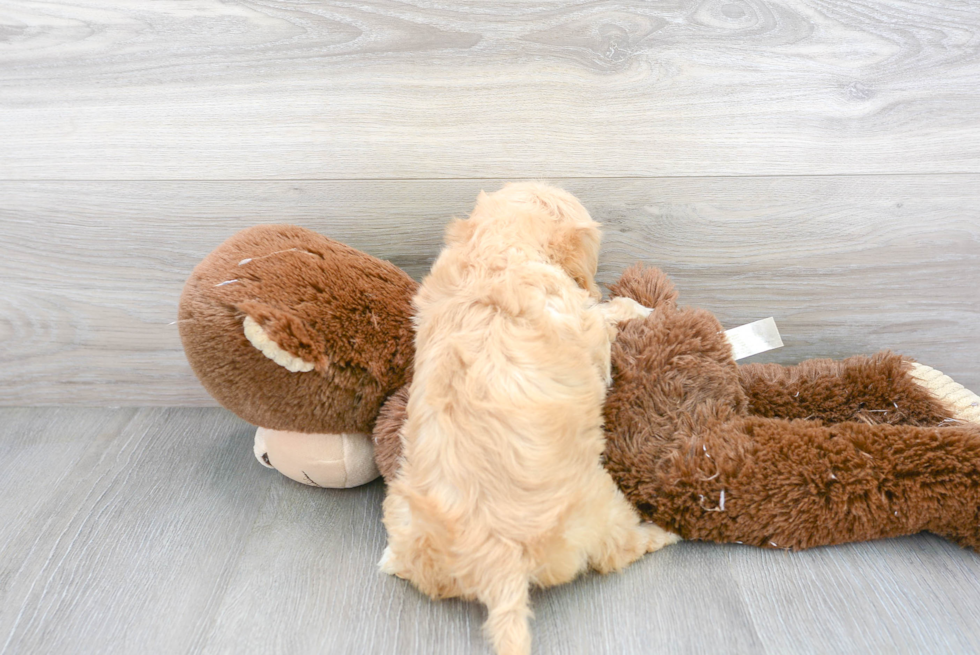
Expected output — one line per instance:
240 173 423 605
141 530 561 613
243 316 315 373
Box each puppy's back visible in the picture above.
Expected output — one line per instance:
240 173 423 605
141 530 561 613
387 183 611 655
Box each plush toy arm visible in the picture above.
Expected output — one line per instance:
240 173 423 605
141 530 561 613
606 264 679 311
908 363 980 425
607 263 977 428
738 353 960 426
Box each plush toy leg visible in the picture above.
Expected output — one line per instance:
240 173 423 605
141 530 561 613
253 427 380 488
738 353 956 426
604 302 980 552
738 354 980 427
672 417 980 551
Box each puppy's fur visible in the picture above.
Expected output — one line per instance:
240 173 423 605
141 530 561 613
380 183 678 655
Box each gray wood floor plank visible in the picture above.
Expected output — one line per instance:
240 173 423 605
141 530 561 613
2 1 979 179
532 542 764 654
199 478 761 655
2 176 977 405
199 479 489 655
4 408 980 654
729 536 980 654
0 407 137 642
0 407 271 655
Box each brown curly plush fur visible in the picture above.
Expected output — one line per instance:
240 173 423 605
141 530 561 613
603 265 980 551
739 355 952 426
375 264 980 551
179 225 418 435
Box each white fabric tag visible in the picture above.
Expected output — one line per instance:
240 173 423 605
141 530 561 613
724 317 783 360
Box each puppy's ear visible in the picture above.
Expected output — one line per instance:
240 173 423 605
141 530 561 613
550 222 602 300
445 191 490 246
445 217 476 246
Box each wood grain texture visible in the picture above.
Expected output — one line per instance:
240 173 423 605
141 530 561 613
1 0 979 179
1 176 977 405
3 407 980 654
730 536 980 653
0 406 138 644
0 407 270 655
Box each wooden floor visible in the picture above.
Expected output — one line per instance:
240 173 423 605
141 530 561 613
2 406 980 655
2 1 980 653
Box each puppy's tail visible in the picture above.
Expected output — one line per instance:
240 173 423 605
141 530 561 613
480 568 532 655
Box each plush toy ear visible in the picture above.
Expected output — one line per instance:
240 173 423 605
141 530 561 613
241 313 316 373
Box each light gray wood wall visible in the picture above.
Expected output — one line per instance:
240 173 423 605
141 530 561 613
3 0 980 179
1 0 978 404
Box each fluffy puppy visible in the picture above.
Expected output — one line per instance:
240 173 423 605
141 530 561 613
380 183 678 655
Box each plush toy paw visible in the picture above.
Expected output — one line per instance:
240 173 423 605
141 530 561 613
253 427 380 488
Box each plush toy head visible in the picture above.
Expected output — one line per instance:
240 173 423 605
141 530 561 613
179 224 417 487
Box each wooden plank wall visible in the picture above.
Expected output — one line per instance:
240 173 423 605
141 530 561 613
1 0 978 404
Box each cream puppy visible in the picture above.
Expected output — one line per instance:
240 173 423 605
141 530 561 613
380 183 678 655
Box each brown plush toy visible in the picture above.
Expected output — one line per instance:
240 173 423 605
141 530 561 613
179 224 417 488
180 223 980 550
